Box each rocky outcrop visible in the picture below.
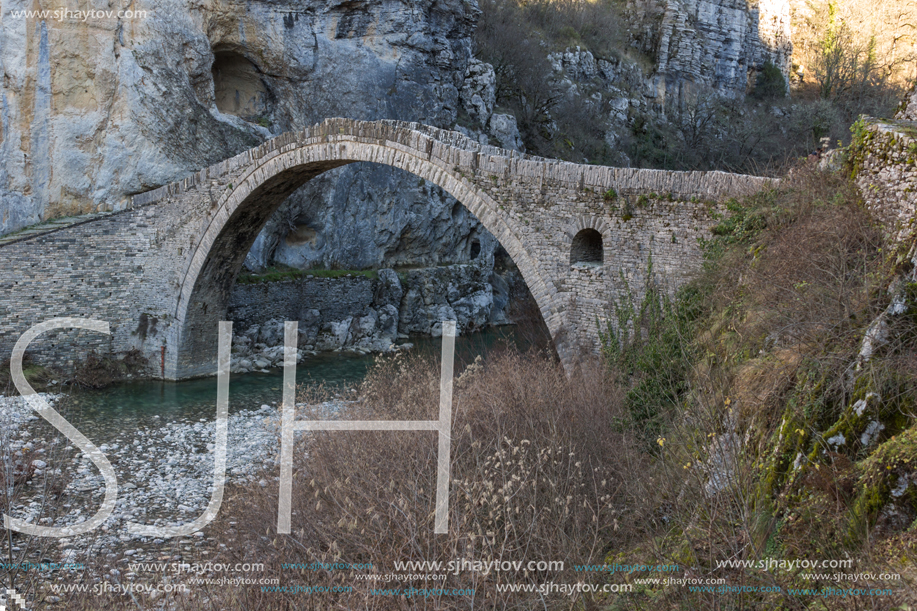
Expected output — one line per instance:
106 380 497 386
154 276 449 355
518 0 792 166
398 264 499 337
225 264 532 372
460 58 497 127
533 0 792 153
896 81 917 121
634 0 792 103
485 114 523 151
452 59 525 153
546 47 645 151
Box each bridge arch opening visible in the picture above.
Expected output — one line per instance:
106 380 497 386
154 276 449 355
570 228 603 266
170 137 557 379
226 163 547 356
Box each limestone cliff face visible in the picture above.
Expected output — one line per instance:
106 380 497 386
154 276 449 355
525 0 793 166
0 0 792 268
0 0 481 267
630 0 792 103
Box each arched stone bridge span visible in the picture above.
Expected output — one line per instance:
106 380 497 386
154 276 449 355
0 119 774 379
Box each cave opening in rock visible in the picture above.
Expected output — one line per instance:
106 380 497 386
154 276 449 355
211 50 274 122
470 238 481 260
570 228 603 265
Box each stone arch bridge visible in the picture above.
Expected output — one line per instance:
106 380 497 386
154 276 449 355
0 119 772 379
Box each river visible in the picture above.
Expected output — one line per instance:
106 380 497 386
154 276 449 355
48 325 540 452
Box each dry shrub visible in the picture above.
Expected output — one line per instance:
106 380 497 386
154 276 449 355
708 168 883 333
618 166 916 610
702 166 887 447
202 349 635 610
747 180 883 349
70 349 148 389
699 167 887 425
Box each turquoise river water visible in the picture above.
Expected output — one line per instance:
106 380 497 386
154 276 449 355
56 327 537 441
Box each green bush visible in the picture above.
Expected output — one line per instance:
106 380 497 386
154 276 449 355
751 61 787 100
599 259 705 442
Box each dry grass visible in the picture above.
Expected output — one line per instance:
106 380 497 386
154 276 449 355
610 165 917 610
148 349 633 610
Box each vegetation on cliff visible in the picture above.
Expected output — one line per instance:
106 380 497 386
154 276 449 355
596 164 916 609
475 0 916 174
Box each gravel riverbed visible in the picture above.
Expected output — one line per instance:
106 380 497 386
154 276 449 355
0 392 318 563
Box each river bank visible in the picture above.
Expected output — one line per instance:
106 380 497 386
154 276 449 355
226 262 533 374
0 262 537 388
0 394 288 559
4 344 616 611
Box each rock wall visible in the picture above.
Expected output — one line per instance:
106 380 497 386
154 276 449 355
488 0 795 167
850 118 917 244
629 0 792 104
244 163 501 272
227 265 526 341
652 0 792 102
0 0 491 273
226 270 402 372
224 264 529 371
452 58 524 154
398 264 515 336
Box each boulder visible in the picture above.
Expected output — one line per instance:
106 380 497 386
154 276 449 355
489 114 525 152
374 269 404 309
315 318 353 351
460 59 497 127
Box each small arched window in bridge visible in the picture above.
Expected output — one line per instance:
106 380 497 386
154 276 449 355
570 228 603 267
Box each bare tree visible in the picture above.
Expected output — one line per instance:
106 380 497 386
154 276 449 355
799 0 917 101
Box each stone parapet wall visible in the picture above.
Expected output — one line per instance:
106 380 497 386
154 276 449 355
851 119 917 244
